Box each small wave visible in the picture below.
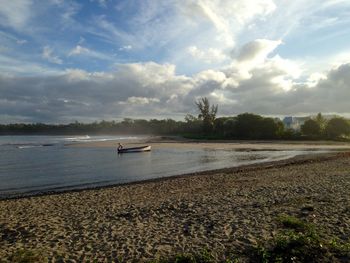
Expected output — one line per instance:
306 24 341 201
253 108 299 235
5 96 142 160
64 136 140 143
65 135 91 141
17 145 43 149
17 143 55 149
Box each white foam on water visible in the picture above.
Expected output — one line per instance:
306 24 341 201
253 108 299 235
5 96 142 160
17 145 43 149
64 135 91 141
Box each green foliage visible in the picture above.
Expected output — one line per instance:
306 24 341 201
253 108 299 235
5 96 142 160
7 249 46 263
184 114 203 134
234 113 281 139
260 118 283 139
315 113 326 130
235 113 263 139
1 108 350 142
325 117 350 139
301 119 321 137
0 119 190 135
222 118 236 138
151 249 216 263
329 238 350 258
195 97 218 133
277 215 311 231
280 128 301 140
253 216 350 263
150 249 240 263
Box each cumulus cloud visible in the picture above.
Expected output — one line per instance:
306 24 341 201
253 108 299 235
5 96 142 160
0 62 193 122
220 39 301 91
1 58 350 123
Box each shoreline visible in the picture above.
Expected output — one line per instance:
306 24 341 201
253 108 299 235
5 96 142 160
1 151 350 261
0 151 338 201
70 135 350 150
2 137 350 201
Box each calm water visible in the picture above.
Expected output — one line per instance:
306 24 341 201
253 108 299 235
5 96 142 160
0 135 323 198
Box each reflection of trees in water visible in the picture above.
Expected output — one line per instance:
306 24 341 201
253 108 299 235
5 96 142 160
199 151 220 164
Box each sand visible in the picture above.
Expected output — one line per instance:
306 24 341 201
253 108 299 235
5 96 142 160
1 150 350 262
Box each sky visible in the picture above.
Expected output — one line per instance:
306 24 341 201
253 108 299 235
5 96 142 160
1 0 350 123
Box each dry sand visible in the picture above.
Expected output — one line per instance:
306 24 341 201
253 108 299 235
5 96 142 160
1 151 350 262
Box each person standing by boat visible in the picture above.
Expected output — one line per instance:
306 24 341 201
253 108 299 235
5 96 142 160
117 143 123 151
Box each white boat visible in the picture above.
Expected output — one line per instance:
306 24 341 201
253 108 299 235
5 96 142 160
117 145 151 153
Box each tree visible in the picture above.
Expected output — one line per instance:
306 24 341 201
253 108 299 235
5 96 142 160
325 117 350 139
234 113 263 139
184 114 198 123
301 119 321 137
214 117 230 136
184 114 202 134
223 118 236 138
315 113 326 130
259 118 281 139
195 97 218 133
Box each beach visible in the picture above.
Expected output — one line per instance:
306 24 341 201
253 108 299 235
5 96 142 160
1 146 350 262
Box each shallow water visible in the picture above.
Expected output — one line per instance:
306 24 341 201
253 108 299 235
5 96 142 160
0 135 326 198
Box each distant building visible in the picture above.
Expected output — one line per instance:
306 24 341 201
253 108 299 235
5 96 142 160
283 116 308 131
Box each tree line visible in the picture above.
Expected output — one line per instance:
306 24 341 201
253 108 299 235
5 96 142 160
300 113 350 139
191 98 350 140
0 97 349 140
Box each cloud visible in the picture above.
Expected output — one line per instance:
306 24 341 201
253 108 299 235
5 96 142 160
2 1 350 122
91 15 137 47
223 39 300 88
68 45 90 56
119 45 132 51
0 31 28 46
177 0 276 47
0 0 33 31
68 45 113 61
1 57 350 123
0 53 62 75
119 96 160 105
187 46 227 63
59 1 81 27
16 39 27 45
42 46 63 64
236 39 282 63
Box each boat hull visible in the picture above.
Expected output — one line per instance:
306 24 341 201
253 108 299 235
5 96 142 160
117 145 151 153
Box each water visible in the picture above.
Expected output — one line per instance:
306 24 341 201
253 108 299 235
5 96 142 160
0 135 324 198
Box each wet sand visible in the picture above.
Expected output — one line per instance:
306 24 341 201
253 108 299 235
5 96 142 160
1 151 350 262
